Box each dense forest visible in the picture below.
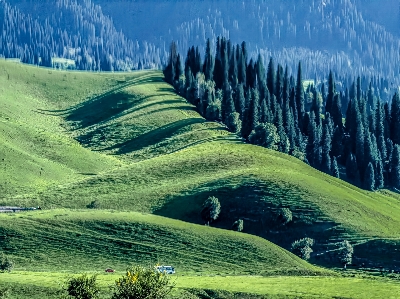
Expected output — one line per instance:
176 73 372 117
2 0 400 99
164 37 400 191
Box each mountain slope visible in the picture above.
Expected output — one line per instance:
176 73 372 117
2 0 400 93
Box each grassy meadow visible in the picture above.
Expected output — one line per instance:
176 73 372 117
0 60 400 297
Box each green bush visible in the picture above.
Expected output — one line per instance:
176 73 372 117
278 208 293 225
232 219 244 232
291 238 314 261
0 254 13 272
337 240 354 266
65 274 100 299
201 196 221 225
111 265 173 299
86 200 100 209
249 123 280 150
0 288 10 299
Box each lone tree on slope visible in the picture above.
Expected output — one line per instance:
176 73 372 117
201 196 221 225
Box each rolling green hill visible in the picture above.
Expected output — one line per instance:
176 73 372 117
1 60 400 256
1 60 400 297
0 209 320 275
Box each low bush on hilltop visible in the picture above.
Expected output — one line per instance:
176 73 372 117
291 237 314 261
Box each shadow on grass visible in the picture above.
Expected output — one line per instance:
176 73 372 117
353 239 400 270
154 177 345 263
36 73 166 126
105 117 207 154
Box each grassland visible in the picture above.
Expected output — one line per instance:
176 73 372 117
1 60 400 297
0 272 400 299
0 209 321 275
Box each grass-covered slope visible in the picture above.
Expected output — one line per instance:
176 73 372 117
1 60 400 268
0 60 133 197
0 209 321 276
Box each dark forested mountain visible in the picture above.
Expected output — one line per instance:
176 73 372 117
2 0 400 95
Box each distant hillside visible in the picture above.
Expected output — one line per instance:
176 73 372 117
2 0 400 92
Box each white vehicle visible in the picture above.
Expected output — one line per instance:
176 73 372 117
156 265 175 274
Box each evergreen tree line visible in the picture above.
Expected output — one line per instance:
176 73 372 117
164 38 400 191
3 0 400 94
0 0 163 71
158 0 400 96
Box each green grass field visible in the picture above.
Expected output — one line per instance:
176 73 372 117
1 60 400 298
0 272 400 299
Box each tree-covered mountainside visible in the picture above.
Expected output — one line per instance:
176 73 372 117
2 0 400 95
165 36 400 193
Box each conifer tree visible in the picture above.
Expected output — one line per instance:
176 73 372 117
375 158 385 189
375 102 387 161
259 97 269 124
331 126 343 160
256 54 266 84
238 45 246 85
276 64 284 106
332 156 340 178
356 76 362 102
229 46 238 87
295 62 305 127
311 89 322 126
342 87 350 115
390 93 400 145
367 82 376 114
275 104 287 153
364 162 375 191
284 103 296 152
235 84 246 119
384 102 391 141
222 49 229 87
213 38 223 89
195 46 202 75
386 138 394 182
306 112 317 165
246 59 256 89
185 66 195 104
241 41 248 66
203 38 214 82
241 88 259 139
346 153 359 183
364 131 375 169
222 84 235 124
331 94 343 129
283 65 290 107
163 41 178 85
321 123 332 174
369 104 377 136
326 70 336 115
176 53 183 79
355 114 365 175
345 99 353 135
390 145 400 189
267 58 275 96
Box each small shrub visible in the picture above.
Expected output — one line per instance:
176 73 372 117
201 196 221 224
65 274 100 299
111 265 173 299
278 208 292 225
86 200 100 209
0 288 10 299
291 237 314 261
249 123 280 150
0 254 13 272
337 240 354 266
232 219 244 232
